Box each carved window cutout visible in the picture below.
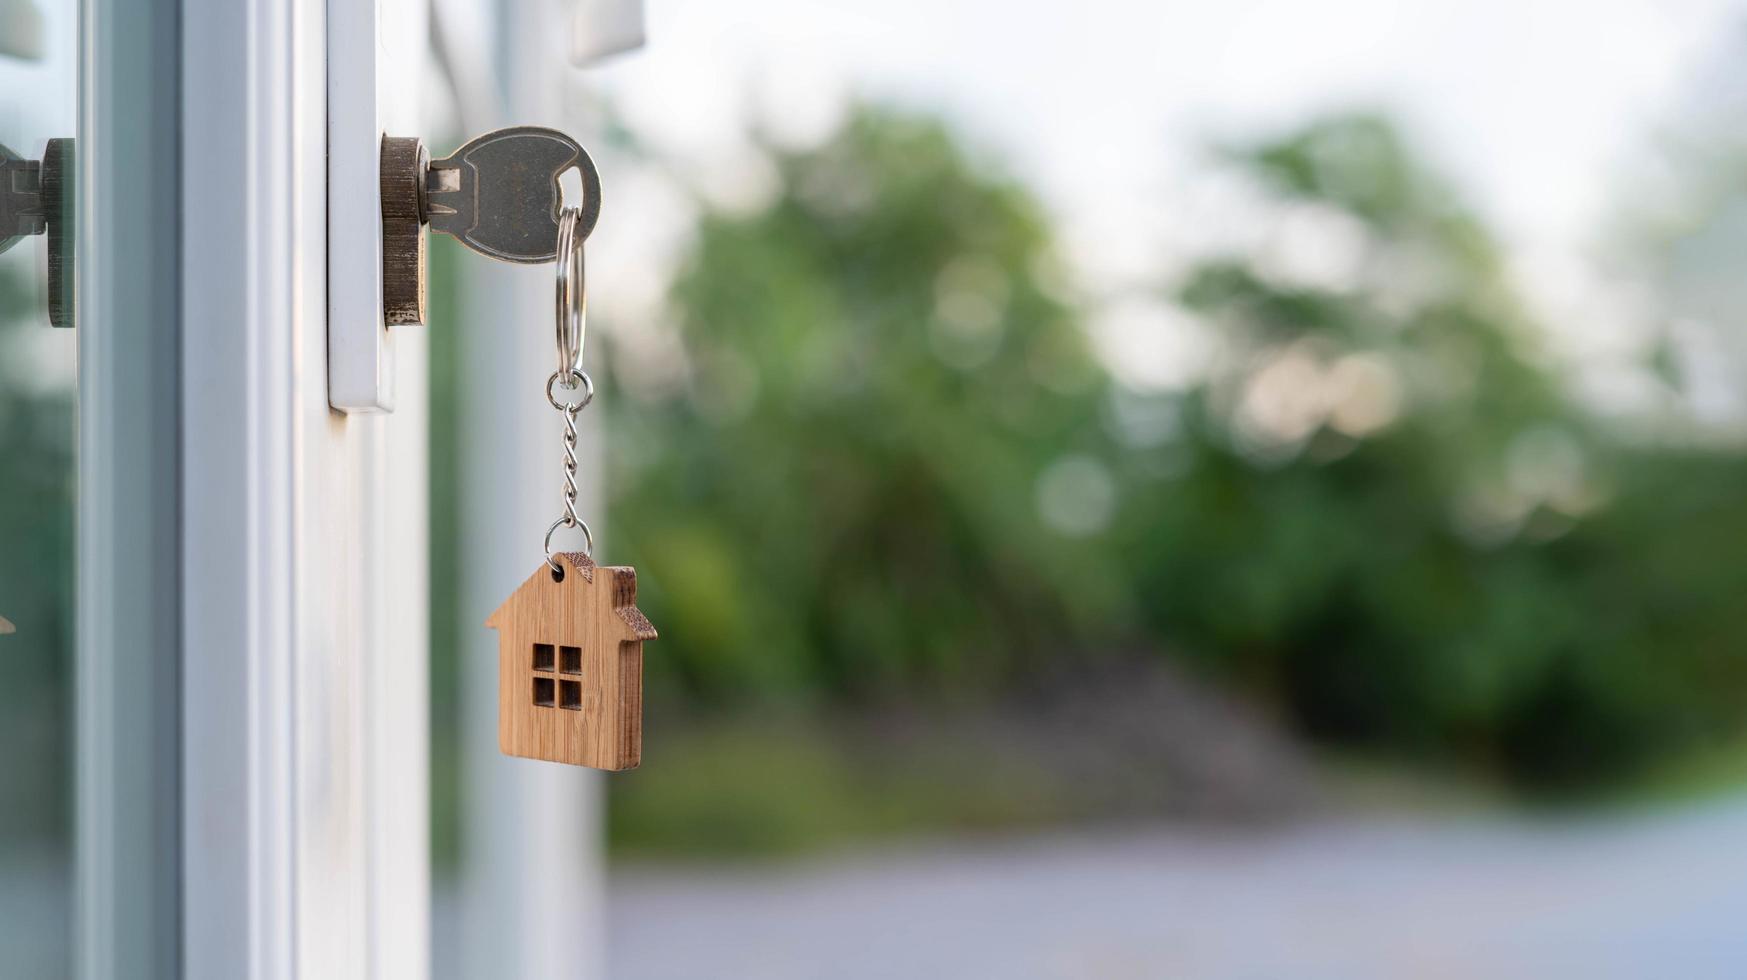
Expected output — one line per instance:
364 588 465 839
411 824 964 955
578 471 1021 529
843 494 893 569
532 676 555 707
559 645 582 674
560 679 582 710
532 643 555 672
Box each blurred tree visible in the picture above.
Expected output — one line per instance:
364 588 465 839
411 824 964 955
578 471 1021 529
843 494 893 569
1119 115 1747 785
608 108 1127 705
607 105 1747 791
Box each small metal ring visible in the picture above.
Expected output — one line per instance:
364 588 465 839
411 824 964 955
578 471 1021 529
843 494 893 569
554 207 587 378
546 369 594 412
545 515 595 571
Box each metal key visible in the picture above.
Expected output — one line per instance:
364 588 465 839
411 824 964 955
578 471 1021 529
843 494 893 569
378 126 603 325
423 126 601 264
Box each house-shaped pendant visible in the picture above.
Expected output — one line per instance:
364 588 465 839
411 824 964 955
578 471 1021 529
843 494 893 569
485 551 657 770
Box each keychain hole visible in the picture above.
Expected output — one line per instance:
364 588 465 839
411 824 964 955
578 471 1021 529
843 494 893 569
558 165 584 213
550 563 566 583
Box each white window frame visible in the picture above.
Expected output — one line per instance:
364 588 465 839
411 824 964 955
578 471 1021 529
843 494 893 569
75 0 183 975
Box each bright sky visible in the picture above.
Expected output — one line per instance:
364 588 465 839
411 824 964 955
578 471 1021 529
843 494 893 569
587 0 1745 410
597 0 1739 266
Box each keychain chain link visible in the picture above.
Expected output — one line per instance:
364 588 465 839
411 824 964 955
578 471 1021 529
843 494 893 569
544 205 595 572
543 369 595 571
561 398 581 527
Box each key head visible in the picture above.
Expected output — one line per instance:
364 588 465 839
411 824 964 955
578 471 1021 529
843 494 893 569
425 126 600 263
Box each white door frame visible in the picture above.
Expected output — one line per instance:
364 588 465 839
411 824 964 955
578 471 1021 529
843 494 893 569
75 0 182 976
178 0 430 975
80 0 437 975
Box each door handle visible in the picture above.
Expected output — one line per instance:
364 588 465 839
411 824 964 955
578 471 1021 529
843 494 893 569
0 137 72 328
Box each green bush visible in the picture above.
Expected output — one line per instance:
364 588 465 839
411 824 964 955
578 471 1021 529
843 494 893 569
604 107 1747 791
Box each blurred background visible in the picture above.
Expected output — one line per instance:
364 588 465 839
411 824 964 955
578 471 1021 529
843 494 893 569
13 0 1747 976
0 2 77 976
556 1 1747 974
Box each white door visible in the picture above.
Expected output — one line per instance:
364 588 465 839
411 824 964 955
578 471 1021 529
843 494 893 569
66 1 638 975
177 0 432 975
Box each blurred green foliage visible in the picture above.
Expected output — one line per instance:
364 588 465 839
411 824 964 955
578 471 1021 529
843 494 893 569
1126 117 1747 786
610 716 1066 857
608 109 1124 703
0 266 74 848
606 106 1747 793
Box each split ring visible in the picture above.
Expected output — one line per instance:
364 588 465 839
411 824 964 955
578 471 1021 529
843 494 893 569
545 515 596 571
554 206 587 378
546 369 594 412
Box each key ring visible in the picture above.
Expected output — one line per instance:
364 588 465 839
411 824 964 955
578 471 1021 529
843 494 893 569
545 514 595 571
546 368 594 411
554 205 587 381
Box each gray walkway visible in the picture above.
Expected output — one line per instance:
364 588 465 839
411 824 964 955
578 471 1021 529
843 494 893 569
606 798 1747 979
13 799 1743 976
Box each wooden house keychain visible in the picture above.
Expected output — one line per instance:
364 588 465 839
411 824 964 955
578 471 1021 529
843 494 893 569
486 194 657 772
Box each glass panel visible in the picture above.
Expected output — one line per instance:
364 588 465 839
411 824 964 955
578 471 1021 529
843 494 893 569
0 0 77 975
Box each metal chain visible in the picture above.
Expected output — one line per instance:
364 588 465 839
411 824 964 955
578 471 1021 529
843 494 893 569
544 204 595 572
544 370 595 571
560 399 581 527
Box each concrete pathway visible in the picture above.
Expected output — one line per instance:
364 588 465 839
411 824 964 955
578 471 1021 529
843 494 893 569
606 798 1747 979
18 798 1745 976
